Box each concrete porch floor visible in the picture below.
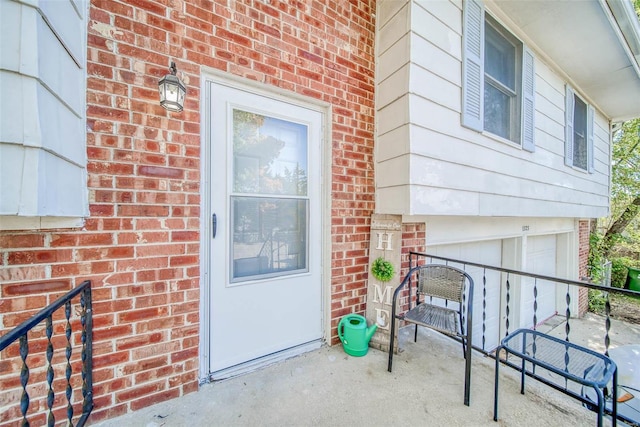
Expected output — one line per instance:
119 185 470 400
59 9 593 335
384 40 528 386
93 314 640 427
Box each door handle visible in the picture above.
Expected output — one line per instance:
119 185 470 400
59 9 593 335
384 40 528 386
212 213 217 238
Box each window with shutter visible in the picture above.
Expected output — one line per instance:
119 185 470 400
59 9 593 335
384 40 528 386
564 84 595 173
462 0 535 151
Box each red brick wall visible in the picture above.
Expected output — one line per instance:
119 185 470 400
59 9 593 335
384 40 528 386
401 223 427 274
0 1 375 424
398 222 427 314
329 222 427 345
577 219 591 317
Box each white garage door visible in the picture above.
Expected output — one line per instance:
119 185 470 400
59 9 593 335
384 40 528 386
428 240 502 352
520 234 557 329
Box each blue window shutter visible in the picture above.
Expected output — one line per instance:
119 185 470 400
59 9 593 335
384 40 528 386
564 85 574 166
587 105 595 173
462 0 484 132
522 46 535 152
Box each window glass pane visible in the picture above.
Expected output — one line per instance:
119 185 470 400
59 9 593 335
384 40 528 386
485 24 515 90
483 16 522 144
573 96 588 170
231 197 308 280
484 83 511 139
233 110 308 196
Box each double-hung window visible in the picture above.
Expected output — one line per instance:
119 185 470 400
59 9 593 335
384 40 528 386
565 85 595 173
484 16 521 142
462 0 535 151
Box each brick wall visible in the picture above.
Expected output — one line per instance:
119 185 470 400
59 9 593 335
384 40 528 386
577 219 591 317
397 222 427 315
401 223 427 274
333 222 428 346
0 0 375 424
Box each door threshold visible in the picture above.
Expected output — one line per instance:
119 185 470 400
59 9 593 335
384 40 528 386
206 340 323 382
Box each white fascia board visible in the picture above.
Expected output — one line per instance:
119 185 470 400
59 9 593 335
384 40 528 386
602 0 640 80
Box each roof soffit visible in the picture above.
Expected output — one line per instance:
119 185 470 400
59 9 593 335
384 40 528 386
490 0 640 121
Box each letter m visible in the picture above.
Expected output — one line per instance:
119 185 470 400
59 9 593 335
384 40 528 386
372 283 393 305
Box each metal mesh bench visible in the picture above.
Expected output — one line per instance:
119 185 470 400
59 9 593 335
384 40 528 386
494 329 618 427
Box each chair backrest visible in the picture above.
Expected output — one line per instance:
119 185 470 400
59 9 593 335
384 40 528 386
417 264 466 303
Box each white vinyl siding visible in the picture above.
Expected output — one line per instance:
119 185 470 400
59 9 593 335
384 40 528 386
564 84 595 173
0 0 88 229
375 0 611 219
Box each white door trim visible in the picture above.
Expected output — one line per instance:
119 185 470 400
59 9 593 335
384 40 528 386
198 69 332 381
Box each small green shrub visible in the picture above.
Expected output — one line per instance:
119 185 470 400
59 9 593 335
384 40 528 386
371 257 395 282
587 233 606 283
611 257 633 288
588 289 607 314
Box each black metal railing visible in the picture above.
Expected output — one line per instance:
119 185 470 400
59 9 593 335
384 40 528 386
0 280 94 426
409 252 640 356
408 252 640 424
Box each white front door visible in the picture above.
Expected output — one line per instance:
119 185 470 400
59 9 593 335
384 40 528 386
207 82 323 375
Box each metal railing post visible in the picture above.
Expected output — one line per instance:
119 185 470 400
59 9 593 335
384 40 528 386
0 280 94 426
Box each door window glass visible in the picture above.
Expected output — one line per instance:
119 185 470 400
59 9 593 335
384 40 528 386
231 109 309 281
233 110 308 196
231 197 308 280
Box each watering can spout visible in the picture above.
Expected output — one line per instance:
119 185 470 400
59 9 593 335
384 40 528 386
366 323 378 342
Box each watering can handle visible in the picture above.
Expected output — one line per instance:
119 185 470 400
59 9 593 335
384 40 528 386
338 316 347 344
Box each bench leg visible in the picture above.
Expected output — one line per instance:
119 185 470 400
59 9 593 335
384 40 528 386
595 387 604 427
612 370 617 427
493 348 501 421
520 358 526 394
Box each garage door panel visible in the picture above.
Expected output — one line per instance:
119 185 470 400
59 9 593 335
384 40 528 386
520 235 557 329
429 241 502 351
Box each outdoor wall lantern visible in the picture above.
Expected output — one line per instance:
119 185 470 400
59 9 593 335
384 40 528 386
158 61 186 112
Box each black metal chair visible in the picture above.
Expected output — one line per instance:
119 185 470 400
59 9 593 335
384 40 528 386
387 264 474 406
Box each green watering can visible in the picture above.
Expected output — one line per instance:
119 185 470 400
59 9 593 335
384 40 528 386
338 314 377 357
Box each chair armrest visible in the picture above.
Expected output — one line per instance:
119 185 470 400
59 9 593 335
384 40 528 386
392 265 423 312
